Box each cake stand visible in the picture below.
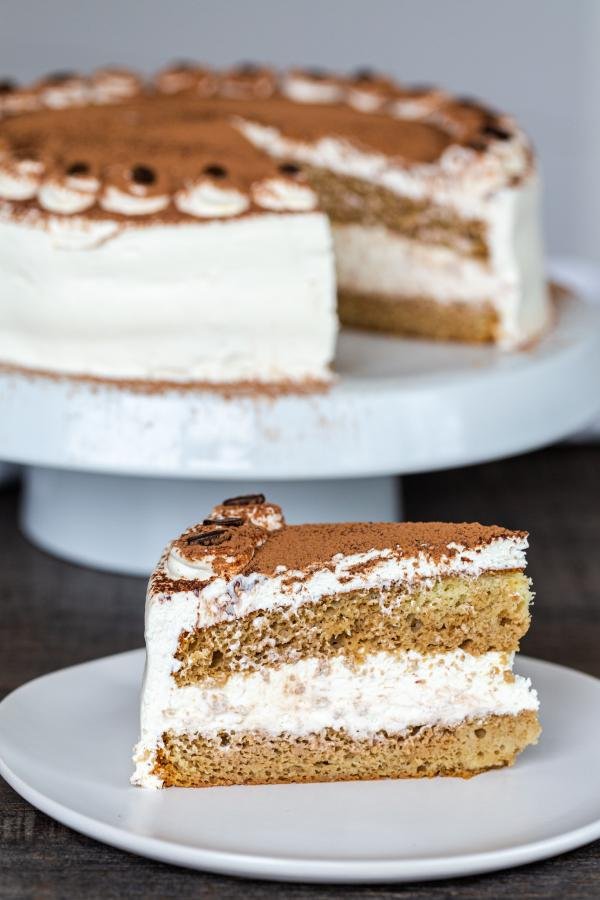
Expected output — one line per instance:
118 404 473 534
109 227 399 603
1 256 599 576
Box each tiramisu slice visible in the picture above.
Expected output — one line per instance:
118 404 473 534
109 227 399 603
132 495 540 788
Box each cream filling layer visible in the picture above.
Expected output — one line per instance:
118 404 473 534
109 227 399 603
132 648 538 787
334 223 500 303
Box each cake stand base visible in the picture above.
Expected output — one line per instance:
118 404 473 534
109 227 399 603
21 468 401 576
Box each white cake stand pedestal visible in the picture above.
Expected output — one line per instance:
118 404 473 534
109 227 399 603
2 257 599 576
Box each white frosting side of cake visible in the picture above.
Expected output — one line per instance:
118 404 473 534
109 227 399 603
486 174 549 347
132 648 538 787
0 210 337 384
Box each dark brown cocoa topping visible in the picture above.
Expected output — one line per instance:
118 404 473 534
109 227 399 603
468 139 487 152
248 522 527 577
353 68 375 82
45 70 77 84
0 67 526 225
236 62 260 75
203 516 245 527
0 79 16 94
305 68 328 80
13 144 38 160
203 163 227 179
454 95 482 108
66 160 90 176
223 493 265 506
278 162 301 176
186 528 231 547
482 123 512 141
246 100 452 162
408 83 436 96
131 164 156 185
170 59 196 70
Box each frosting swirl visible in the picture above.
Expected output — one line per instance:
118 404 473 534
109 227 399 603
167 521 265 581
251 177 317 212
175 179 249 218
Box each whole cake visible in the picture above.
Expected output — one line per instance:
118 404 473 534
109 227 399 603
132 495 540 787
0 64 549 389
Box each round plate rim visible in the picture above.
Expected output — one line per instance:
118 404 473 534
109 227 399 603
1 650 599 884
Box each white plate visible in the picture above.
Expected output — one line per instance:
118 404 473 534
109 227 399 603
1 650 599 883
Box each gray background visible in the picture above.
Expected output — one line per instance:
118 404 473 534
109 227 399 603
1 0 597 263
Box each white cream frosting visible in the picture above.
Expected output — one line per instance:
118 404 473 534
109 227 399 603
0 159 43 200
346 88 388 113
0 210 336 384
40 81 90 110
167 533 260 582
91 70 140 104
389 92 449 120
132 648 538 787
236 505 284 531
175 181 250 218
251 177 317 211
208 501 285 533
281 76 344 104
255 510 284 530
38 177 99 214
100 185 170 216
334 223 498 301
167 546 226 582
0 91 40 115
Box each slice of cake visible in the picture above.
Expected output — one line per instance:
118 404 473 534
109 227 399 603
132 495 540 788
0 64 549 390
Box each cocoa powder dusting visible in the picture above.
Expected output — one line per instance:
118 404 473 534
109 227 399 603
0 75 507 225
245 522 526 577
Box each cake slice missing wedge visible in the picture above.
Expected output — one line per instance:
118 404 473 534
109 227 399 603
132 497 540 788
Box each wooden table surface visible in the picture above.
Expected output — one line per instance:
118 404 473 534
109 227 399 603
1 446 599 899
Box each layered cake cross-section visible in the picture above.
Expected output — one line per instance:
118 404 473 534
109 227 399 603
132 495 540 787
0 64 549 389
